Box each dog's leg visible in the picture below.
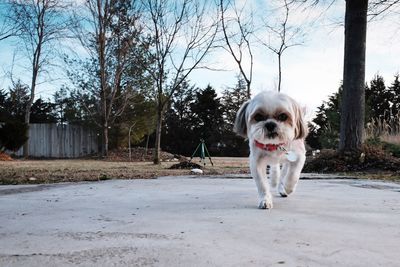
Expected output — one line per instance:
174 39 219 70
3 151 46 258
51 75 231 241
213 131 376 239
269 164 280 188
277 163 289 196
250 156 273 209
279 154 306 197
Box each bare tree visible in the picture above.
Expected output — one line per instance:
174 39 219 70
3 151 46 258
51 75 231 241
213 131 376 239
302 0 400 152
259 0 304 92
369 0 400 18
141 0 218 164
6 0 71 157
70 0 150 156
0 2 21 41
219 0 254 98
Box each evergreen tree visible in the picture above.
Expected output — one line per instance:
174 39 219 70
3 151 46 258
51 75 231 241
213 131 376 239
114 91 157 150
220 76 249 156
308 86 342 149
6 81 30 121
305 122 320 149
163 79 198 155
30 99 57 123
309 74 399 149
389 74 400 117
53 86 86 124
0 121 29 152
0 81 57 123
0 89 8 122
365 75 392 121
190 85 224 155
221 76 248 127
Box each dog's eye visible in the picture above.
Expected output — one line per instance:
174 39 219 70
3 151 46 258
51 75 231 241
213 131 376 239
277 113 288 121
253 113 266 122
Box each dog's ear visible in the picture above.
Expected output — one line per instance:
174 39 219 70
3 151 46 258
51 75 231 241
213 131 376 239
233 100 250 138
293 103 308 139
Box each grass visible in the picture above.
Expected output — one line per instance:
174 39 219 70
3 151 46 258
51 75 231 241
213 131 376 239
366 116 400 146
2 154 400 185
381 134 400 145
364 116 400 159
0 157 250 185
351 172 400 182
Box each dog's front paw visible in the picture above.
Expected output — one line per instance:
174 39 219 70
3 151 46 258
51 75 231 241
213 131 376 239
278 182 296 197
258 199 273 209
278 183 288 197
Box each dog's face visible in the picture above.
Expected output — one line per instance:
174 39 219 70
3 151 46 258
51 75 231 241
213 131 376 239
234 91 307 144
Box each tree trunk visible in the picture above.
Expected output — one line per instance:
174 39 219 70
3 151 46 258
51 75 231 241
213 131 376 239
145 134 150 155
278 53 282 92
246 81 251 99
23 66 39 158
22 100 32 158
153 109 163 164
103 123 109 157
339 0 368 152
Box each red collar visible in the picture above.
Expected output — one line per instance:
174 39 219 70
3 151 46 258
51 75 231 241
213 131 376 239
254 140 285 152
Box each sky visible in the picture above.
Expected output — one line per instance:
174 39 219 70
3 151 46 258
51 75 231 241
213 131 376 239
0 0 400 119
189 1 400 118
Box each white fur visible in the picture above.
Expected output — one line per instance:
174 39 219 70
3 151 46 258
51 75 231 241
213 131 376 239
234 91 308 209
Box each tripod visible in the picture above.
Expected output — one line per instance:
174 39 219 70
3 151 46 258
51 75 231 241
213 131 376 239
189 139 214 166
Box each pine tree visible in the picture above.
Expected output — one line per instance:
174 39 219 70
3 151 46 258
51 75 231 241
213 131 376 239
7 81 30 121
220 76 249 156
0 89 8 122
0 121 29 152
365 75 392 121
30 99 57 123
53 86 85 124
191 85 224 155
221 76 248 128
310 75 399 149
389 74 400 117
1 81 57 123
162 79 198 155
308 86 342 149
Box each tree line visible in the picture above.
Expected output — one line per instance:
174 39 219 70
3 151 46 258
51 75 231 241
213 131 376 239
0 0 221 162
308 74 400 149
0 75 249 156
1 0 400 162
0 0 309 160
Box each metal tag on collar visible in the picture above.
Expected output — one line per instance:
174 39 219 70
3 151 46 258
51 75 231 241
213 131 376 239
279 146 298 162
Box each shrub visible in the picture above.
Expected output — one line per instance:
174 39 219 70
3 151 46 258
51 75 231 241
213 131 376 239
383 142 400 158
366 137 400 158
0 121 29 152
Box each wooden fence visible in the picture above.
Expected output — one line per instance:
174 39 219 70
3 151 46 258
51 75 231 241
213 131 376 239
14 123 99 158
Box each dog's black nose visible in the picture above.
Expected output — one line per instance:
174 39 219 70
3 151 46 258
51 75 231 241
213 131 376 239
265 121 277 132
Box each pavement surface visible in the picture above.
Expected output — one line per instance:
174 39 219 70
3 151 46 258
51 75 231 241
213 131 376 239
0 175 400 267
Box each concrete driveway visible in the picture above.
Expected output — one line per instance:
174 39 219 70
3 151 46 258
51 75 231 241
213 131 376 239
0 175 399 266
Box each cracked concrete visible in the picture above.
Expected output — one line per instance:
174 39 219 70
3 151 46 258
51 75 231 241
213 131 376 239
0 176 400 266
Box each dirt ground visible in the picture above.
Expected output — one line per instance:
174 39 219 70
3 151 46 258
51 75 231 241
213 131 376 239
2 146 400 185
303 146 400 181
0 157 250 185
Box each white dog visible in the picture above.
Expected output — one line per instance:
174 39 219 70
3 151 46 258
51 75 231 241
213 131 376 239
234 91 308 209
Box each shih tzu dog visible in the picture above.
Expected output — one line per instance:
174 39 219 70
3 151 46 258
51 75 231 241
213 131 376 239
234 91 308 209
